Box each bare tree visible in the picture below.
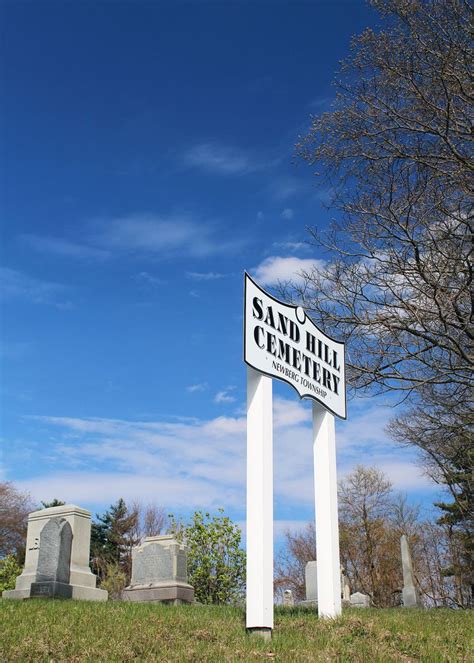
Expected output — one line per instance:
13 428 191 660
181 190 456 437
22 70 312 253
338 466 404 606
287 0 473 603
0 482 34 561
275 522 315 601
129 501 167 542
292 0 472 402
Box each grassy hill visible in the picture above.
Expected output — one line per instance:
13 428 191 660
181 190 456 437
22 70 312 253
1 600 472 662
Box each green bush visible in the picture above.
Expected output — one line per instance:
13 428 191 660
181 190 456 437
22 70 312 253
0 554 22 594
99 562 127 600
169 509 245 605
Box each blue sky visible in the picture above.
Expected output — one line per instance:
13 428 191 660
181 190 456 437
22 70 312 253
1 1 440 536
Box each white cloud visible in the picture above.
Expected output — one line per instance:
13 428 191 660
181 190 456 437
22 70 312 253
252 256 323 286
17 398 437 515
134 271 164 288
0 267 71 308
183 143 258 175
273 241 310 252
214 387 237 404
307 95 333 109
18 472 229 510
187 382 208 393
266 175 307 201
19 235 109 260
281 208 294 220
273 396 309 428
96 214 235 258
186 272 228 281
238 519 309 544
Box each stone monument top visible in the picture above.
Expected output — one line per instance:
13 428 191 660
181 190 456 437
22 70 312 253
124 535 194 604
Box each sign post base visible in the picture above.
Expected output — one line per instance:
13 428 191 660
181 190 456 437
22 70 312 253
247 627 272 641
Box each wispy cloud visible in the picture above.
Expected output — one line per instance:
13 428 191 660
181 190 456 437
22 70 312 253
281 208 294 220
186 271 229 281
214 386 237 404
252 255 323 286
187 382 208 393
96 214 236 258
0 267 71 308
19 234 109 260
17 398 436 512
307 95 334 110
272 241 310 252
183 142 261 175
134 271 164 288
266 175 308 201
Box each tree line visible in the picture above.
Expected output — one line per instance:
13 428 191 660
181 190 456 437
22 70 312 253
0 482 245 604
278 0 472 605
276 465 471 608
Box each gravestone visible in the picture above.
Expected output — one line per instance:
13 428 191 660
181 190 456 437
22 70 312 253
341 568 351 606
350 591 370 608
3 504 107 601
30 518 73 598
305 560 318 600
300 560 318 607
401 534 421 608
283 589 294 607
123 535 194 604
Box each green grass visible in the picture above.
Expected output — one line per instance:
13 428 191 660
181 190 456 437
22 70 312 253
0 600 472 662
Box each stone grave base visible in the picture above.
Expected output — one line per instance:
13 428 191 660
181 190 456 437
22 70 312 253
3 584 108 601
2 588 31 600
71 585 108 601
123 581 194 605
30 581 73 599
299 599 318 608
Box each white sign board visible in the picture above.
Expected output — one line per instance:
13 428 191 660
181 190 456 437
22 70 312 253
244 273 346 419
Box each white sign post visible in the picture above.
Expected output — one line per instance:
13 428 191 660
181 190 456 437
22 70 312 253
244 273 346 634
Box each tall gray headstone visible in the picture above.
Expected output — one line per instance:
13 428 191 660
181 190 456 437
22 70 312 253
305 560 318 601
123 535 194 604
30 518 73 598
299 560 318 607
3 504 107 601
401 534 421 608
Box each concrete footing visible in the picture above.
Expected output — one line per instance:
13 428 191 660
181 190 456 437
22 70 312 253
247 627 272 641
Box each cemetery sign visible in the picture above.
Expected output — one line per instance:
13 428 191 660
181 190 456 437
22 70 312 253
244 273 346 419
244 271 346 634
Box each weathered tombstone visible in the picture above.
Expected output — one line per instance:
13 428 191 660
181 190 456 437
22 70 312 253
341 568 351 606
3 504 107 601
29 518 73 598
350 591 370 608
283 589 294 607
305 560 318 600
300 560 318 607
401 534 421 608
123 535 194 604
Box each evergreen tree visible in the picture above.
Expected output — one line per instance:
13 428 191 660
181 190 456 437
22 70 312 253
90 498 139 582
41 499 66 508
